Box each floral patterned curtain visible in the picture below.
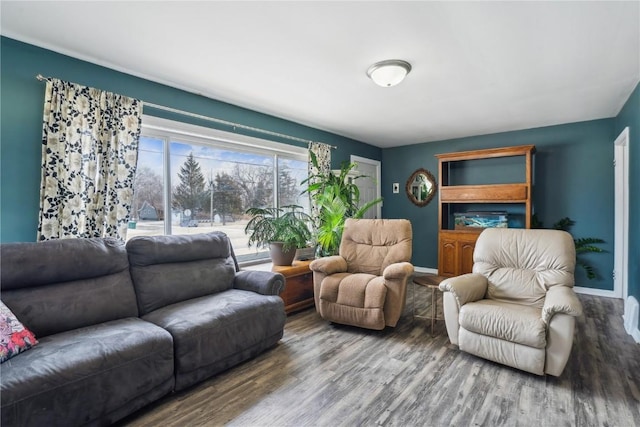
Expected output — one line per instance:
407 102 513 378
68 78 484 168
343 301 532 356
37 79 142 241
308 142 332 228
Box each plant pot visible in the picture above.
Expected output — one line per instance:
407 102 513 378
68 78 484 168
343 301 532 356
269 242 297 266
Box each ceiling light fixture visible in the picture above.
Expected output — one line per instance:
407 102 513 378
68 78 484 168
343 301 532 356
366 59 412 87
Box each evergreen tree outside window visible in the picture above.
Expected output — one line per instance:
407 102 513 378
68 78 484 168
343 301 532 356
173 153 207 220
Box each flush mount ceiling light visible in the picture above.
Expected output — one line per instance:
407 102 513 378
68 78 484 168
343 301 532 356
366 59 412 87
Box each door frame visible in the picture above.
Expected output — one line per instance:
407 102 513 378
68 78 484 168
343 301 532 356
350 155 382 219
614 127 629 300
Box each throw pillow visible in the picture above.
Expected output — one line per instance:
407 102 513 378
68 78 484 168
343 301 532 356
0 301 38 363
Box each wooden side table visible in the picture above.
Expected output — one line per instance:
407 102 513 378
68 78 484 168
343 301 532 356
272 260 315 314
412 274 446 335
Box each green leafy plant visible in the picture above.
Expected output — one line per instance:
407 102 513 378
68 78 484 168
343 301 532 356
532 215 605 280
244 205 313 252
302 152 382 256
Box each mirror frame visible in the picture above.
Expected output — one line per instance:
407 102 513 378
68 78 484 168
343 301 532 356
405 168 437 207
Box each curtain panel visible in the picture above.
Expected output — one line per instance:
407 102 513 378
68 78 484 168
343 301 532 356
307 142 332 229
37 79 142 241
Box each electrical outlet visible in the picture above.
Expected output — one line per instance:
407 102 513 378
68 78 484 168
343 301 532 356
393 183 400 193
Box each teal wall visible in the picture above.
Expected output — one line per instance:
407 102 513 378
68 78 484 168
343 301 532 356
0 37 381 242
382 119 616 291
1 36 636 299
614 82 640 331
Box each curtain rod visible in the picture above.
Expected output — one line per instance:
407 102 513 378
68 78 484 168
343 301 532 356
35 74 337 149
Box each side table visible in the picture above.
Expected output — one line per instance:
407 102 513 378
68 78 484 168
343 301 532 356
412 274 446 335
272 260 314 314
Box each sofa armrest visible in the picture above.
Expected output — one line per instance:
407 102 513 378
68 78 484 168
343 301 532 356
309 256 348 275
234 270 285 296
542 286 583 325
439 273 487 309
383 262 414 280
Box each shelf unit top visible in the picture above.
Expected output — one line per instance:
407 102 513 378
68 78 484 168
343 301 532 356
435 144 535 162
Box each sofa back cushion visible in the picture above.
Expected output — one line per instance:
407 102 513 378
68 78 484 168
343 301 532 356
339 219 413 275
0 238 138 338
126 232 237 315
472 228 576 308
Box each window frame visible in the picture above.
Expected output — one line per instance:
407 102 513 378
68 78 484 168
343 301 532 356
138 115 309 263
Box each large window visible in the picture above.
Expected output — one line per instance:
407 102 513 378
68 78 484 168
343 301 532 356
129 116 309 263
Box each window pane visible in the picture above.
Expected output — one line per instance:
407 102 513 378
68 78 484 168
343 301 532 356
278 157 309 212
169 140 274 261
128 136 165 240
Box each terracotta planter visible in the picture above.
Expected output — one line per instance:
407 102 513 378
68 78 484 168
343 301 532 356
269 242 297 266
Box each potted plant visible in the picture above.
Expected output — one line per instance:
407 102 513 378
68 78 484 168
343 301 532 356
244 205 313 266
302 152 382 256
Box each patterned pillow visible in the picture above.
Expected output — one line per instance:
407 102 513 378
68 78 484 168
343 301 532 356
0 301 38 363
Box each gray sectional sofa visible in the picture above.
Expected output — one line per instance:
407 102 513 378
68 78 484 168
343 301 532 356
0 232 286 426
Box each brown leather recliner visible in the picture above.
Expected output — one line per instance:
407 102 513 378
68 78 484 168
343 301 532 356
439 228 583 376
309 219 414 330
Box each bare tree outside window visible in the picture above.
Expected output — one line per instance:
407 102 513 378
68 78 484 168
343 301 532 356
231 164 273 208
132 166 163 219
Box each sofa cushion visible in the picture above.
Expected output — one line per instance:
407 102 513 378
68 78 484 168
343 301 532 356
458 328 546 375
472 228 576 308
127 232 237 315
1 238 130 289
339 219 412 275
318 274 387 330
1 238 139 337
0 301 38 363
0 317 174 427
320 273 386 308
142 289 285 390
459 299 546 348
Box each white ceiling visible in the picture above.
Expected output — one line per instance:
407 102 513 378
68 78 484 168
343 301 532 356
2 1 639 148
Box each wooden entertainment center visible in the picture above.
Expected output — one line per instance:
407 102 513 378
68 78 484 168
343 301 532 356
435 145 535 277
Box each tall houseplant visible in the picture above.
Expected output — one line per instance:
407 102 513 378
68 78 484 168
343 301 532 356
244 205 312 266
302 152 382 256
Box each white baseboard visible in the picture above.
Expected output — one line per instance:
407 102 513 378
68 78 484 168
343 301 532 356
574 286 618 298
623 296 640 343
413 266 439 275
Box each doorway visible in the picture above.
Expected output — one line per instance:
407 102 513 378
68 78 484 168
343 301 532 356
614 127 638 340
614 127 629 300
350 155 381 219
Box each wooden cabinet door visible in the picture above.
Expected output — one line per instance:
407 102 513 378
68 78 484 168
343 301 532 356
459 240 476 274
438 231 479 277
439 236 458 277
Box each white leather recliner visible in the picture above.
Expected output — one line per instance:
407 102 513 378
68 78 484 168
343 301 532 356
439 228 583 376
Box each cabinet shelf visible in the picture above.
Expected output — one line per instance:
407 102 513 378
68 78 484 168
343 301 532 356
436 145 535 277
440 184 529 203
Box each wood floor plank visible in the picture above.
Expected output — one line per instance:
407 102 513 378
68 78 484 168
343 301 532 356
118 293 640 427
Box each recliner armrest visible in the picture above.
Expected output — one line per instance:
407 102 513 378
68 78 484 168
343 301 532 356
309 256 348 275
234 270 286 296
542 286 583 324
383 262 414 280
439 273 487 308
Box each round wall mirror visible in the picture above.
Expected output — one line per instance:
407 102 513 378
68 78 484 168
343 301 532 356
406 168 437 207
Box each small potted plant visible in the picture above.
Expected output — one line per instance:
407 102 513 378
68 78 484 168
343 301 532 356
244 205 313 266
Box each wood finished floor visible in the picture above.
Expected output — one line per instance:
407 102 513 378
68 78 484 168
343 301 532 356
119 291 640 427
